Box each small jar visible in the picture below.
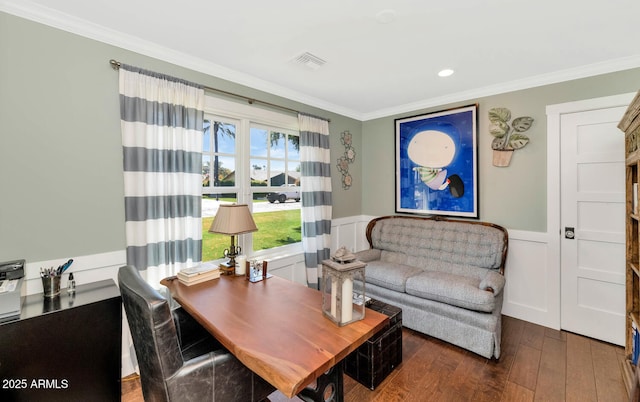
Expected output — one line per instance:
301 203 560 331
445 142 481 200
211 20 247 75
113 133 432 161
67 273 76 294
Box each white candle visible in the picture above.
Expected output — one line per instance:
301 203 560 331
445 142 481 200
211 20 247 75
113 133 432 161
341 277 353 323
331 278 337 318
236 255 246 275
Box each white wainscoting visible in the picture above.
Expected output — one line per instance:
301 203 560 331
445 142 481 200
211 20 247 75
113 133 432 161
23 250 126 296
21 215 555 377
261 252 307 285
501 230 557 329
331 215 375 253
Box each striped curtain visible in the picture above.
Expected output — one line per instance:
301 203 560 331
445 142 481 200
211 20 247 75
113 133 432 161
119 64 204 286
299 113 332 289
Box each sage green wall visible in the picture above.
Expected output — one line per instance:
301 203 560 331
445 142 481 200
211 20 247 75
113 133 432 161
362 69 640 231
0 12 362 263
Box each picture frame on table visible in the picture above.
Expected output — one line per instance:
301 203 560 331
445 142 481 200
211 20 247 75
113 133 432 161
395 104 478 218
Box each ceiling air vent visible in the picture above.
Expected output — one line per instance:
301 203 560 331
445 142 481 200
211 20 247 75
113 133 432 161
293 52 326 70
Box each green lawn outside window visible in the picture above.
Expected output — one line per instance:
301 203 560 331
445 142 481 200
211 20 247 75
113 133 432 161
202 209 302 261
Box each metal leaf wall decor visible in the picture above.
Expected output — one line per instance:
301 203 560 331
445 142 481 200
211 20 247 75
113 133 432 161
337 131 356 189
488 107 534 167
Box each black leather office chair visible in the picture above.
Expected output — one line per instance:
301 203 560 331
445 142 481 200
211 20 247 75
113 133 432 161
118 265 275 402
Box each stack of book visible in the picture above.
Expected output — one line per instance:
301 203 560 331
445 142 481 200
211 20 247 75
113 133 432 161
177 262 220 286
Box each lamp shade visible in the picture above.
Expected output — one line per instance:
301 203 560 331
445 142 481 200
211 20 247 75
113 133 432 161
209 204 258 235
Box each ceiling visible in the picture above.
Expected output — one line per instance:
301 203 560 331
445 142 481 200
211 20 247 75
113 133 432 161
4 0 640 120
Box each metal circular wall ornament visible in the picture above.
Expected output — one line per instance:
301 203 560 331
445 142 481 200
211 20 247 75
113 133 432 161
337 131 356 189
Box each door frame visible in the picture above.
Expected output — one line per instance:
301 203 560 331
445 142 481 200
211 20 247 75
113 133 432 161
546 92 635 330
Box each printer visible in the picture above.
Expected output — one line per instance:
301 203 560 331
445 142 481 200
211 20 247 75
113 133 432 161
0 259 25 321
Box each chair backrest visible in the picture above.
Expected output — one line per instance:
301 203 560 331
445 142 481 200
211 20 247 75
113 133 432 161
118 265 183 402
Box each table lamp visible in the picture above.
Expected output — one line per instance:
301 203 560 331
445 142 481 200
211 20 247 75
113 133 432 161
209 204 258 275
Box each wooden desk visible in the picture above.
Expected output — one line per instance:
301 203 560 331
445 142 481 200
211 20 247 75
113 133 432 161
161 275 387 399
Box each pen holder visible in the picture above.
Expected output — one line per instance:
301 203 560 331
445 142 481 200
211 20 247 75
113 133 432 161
42 275 61 298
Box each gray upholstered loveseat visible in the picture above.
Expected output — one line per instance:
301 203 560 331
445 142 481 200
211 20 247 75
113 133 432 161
354 215 508 359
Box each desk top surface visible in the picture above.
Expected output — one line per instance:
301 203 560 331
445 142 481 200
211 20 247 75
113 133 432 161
161 275 387 398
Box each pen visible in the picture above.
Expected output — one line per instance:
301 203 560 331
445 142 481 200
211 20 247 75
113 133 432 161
56 259 73 275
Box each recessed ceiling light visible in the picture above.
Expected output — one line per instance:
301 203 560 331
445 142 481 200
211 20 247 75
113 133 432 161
438 69 455 77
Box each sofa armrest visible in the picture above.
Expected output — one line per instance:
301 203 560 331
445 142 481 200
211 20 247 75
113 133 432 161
479 270 505 296
354 248 381 262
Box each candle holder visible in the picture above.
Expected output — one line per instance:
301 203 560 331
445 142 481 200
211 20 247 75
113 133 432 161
321 259 366 326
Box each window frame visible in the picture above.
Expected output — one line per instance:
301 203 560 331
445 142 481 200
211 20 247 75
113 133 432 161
203 96 303 260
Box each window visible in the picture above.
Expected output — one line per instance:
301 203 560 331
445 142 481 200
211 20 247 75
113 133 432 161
203 119 237 189
202 117 239 261
201 97 302 262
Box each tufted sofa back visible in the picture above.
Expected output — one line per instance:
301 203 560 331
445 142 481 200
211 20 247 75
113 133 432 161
367 216 508 275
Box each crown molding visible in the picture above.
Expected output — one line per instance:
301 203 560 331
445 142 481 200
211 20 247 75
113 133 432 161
3 1 640 123
362 55 640 121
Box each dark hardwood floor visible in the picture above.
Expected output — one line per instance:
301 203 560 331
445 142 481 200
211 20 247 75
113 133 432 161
121 315 628 402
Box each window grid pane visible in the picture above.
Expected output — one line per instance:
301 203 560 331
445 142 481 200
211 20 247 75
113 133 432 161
202 113 301 260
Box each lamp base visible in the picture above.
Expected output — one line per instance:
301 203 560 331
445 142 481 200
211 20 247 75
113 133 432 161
219 261 235 276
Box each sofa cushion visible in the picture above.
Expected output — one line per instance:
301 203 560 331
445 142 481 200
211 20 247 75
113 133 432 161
365 261 423 293
405 271 495 312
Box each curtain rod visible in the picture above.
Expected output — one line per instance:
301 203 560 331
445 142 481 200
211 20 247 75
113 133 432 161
109 59 330 122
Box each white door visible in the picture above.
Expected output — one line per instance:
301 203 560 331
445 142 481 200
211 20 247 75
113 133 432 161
560 106 626 346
